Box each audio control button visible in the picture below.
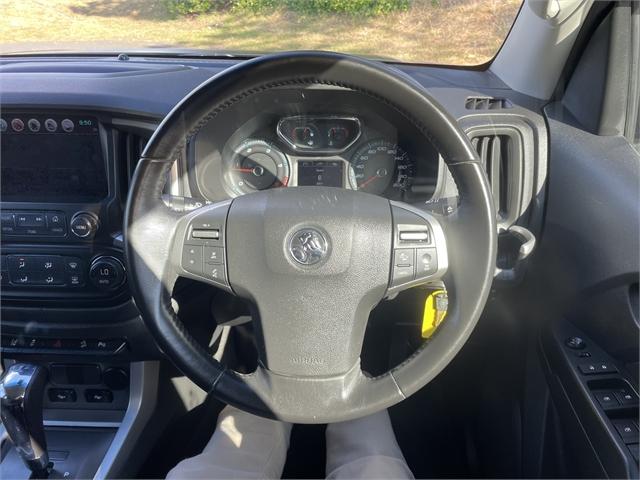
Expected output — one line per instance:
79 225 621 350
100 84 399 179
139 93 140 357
70 212 98 238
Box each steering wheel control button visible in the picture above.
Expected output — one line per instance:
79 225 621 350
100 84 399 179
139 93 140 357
182 246 203 275
191 229 220 240
392 264 415 287
204 265 226 284
89 256 126 291
204 246 224 264
70 212 99 238
288 228 329 266
416 248 438 277
399 230 430 243
565 336 586 350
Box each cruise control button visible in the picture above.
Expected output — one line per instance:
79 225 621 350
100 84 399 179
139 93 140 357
204 246 224 264
392 265 414 287
182 246 203 275
416 248 438 277
394 249 414 268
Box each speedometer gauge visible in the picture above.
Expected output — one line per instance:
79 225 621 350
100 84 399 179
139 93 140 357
226 139 290 195
349 140 413 195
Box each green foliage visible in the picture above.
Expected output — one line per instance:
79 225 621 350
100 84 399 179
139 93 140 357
165 0 232 16
166 0 411 16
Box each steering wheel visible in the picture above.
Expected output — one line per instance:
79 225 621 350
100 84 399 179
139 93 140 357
124 52 496 423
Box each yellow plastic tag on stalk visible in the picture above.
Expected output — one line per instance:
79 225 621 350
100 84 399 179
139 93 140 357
421 289 448 339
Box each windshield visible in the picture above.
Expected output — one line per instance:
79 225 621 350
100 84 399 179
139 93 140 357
2 0 522 65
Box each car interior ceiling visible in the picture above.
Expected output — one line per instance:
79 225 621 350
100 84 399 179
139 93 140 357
0 1 638 479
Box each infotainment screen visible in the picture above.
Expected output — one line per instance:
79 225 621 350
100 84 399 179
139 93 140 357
1 114 108 203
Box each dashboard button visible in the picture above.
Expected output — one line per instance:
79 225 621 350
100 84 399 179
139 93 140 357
27 118 41 132
8 255 31 270
44 118 58 132
1 213 15 227
64 257 84 272
46 213 67 236
10 118 24 132
16 213 46 228
66 272 85 287
85 389 113 403
36 272 65 286
48 388 77 403
70 212 98 238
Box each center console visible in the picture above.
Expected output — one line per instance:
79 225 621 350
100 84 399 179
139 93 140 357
1 110 160 479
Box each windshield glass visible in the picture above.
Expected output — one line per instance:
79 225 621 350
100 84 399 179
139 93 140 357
2 0 522 65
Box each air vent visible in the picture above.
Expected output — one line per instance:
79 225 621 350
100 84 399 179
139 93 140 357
465 96 513 110
470 133 518 222
115 129 149 202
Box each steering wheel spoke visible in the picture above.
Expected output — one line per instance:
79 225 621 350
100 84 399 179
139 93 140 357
387 201 449 296
170 200 233 293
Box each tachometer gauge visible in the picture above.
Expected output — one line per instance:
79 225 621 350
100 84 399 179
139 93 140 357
349 140 413 195
226 139 290 195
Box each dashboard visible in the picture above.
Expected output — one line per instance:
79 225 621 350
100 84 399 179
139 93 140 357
0 54 548 362
192 88 439 203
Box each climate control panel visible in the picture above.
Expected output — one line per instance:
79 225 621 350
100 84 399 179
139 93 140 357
1 248 127 301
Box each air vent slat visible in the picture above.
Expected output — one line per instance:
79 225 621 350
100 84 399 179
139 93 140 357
465 96 513 110
115 129 150 205
489 136 501 213
469 132 515 222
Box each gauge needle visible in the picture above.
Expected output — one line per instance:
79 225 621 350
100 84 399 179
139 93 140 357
232 167 254 173
359 175 380 189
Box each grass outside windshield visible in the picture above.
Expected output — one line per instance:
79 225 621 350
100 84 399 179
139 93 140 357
2 0 522 65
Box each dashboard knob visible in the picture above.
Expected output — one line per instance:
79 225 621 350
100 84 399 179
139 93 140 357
89 256 125 291
70 212 99 238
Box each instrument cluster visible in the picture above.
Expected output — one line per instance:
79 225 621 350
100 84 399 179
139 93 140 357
220 115 418 199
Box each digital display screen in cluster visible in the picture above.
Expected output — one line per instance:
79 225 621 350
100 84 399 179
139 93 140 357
297 160 344 187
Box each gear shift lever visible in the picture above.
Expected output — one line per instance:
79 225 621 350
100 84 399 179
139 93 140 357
1 363 52 478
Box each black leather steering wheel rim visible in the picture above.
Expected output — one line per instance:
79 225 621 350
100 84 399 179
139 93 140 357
124 51 497 423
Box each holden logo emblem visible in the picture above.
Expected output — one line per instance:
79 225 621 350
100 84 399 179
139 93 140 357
288 228 329 266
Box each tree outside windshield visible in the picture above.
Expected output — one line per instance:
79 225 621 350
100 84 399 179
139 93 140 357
2 0 522 65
